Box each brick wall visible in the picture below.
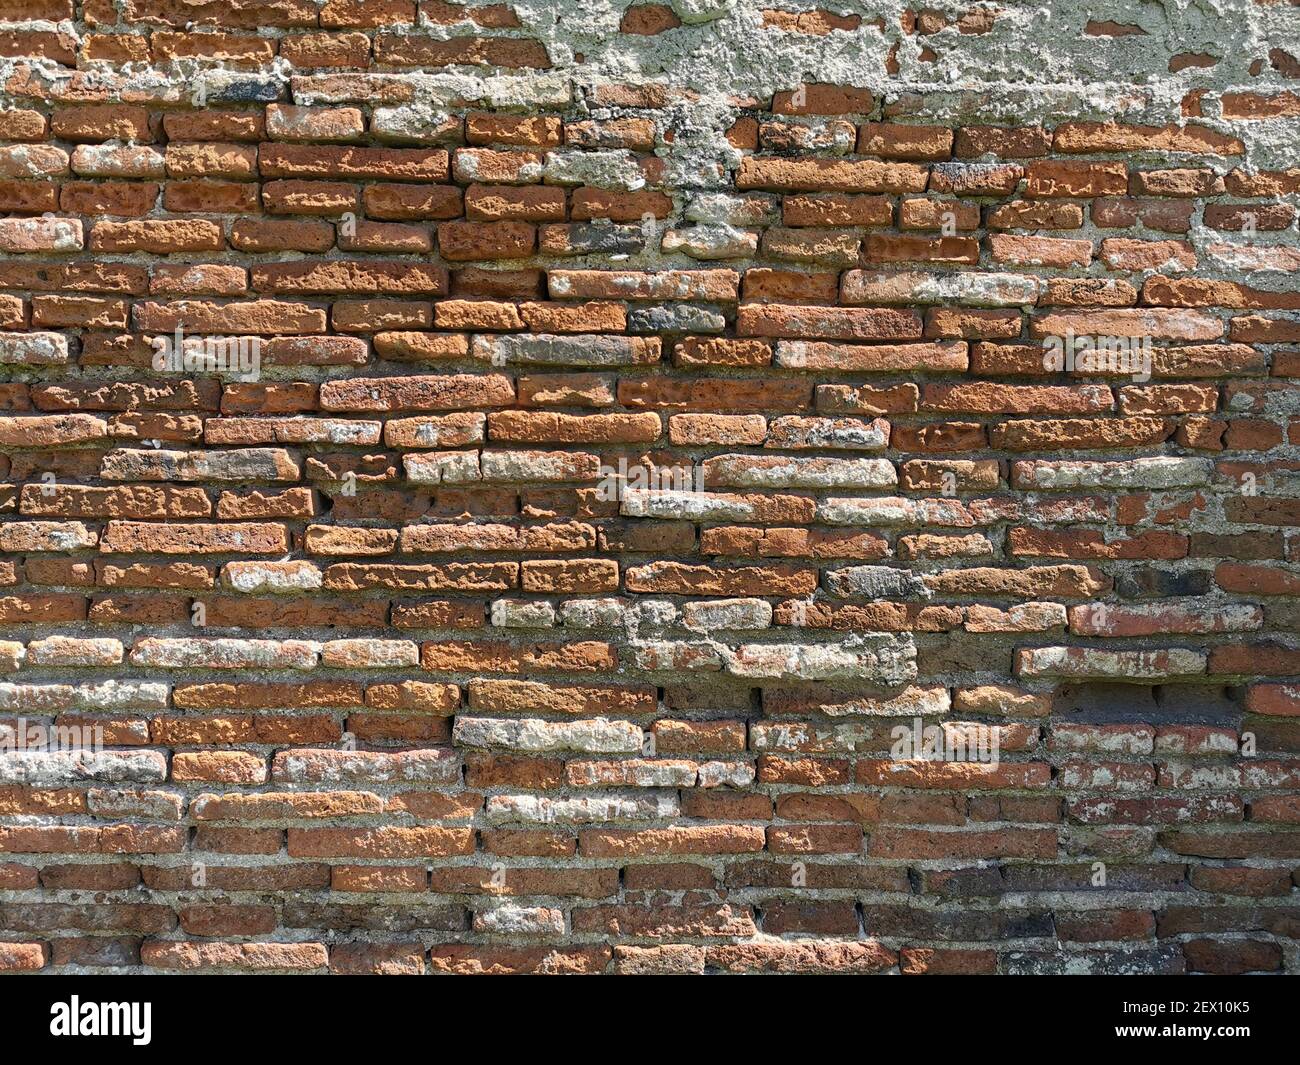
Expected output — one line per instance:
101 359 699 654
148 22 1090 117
0 0 1298 976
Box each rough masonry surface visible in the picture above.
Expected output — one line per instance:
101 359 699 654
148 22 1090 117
0 0 1297 975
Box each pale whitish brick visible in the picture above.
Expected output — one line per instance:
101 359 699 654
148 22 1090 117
1058 763 1154 792
842 270 1042 306
490 599 557 628
818 498 910 527
620 490 780 523
0 680 168 712
88 788 185 821
559 597 677 629
485 791 679 823
750 720 882 754
824 565 928 599
0 216 83 252
0 332 67 366
271 748 459 785
1193 762 1289 789
130 638 320 670
697 761 757 788
100 448 301 482
0 642 24 671
403 449 482 485
938 721 1023 752
1013 456 1212 490
453 716 644 753
71 144 166 178
704 455 896 489
816 496 985 526
479 71 574 108
560 597 628 628
547 269 736 300
370 106 460 144
0 521 97 552
222 560 323 594
1016 645 1208 679
472 906 566 936
479 449 598 482
470 334 656 367
748 721 815 752
764 416 890 451
661 224 760 259
682 598 773 630
0 750 167 786
1158 763 1243 789
1206 244 1300 273
543 148 645 189
25 636 124 667
793 685 952 718
638 600 682 626
1154 731 1238 757
567 759 699 786
1050 724 1155 755
727 636 917 683
321 639 419 668
631 640 724 671
685 192 780 226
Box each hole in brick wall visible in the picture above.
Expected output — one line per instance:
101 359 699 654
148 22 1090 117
1153 684 1243 726
1055 683 1242 725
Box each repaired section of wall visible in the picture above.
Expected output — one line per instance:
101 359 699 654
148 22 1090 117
0 0 1298 974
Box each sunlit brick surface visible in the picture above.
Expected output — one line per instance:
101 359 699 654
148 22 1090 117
0 1 1298 975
